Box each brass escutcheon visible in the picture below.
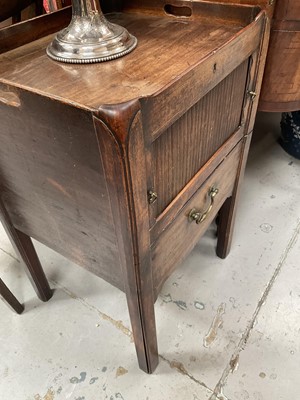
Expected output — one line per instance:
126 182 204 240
148 190 158 205
247 90 257 101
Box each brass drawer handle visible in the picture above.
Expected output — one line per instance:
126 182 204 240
188 187 219 224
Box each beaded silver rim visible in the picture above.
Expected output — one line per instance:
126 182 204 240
46 38 137 64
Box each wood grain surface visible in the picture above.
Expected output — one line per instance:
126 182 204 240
151 60 249 216
0 8 260 110
259 0 300 112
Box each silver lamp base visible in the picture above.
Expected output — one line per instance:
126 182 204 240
47 2 137 64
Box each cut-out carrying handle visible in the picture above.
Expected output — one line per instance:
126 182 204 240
164 3 192 17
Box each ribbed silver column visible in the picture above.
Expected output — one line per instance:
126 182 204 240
47 0 137 64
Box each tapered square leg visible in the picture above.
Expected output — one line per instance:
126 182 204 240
0 278 24 314
216 133 252 259
0 199 52 302
126 281 159 374
216 196 236 259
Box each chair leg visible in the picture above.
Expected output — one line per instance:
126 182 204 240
0 279 24 314
0 199 52 302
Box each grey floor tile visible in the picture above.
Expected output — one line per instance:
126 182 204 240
221 225 300 400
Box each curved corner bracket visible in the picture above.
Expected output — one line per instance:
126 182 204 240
96 99 141 145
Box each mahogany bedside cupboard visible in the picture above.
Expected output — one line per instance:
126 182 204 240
0 0 270 373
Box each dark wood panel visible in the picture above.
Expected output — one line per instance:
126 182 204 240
259 0 300 112
152 59 249 216
274 0 300 20
259 29 300 112
0 7 72 54
0 87 122 289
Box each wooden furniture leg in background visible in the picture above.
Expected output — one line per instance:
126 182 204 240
0 278 24 314
0 199 52 302
216 195 236 259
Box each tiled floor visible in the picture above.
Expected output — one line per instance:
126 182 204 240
1 112 299 400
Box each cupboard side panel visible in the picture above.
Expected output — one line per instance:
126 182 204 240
0 87 123 289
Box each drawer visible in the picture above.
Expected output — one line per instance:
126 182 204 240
151 140 242 294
